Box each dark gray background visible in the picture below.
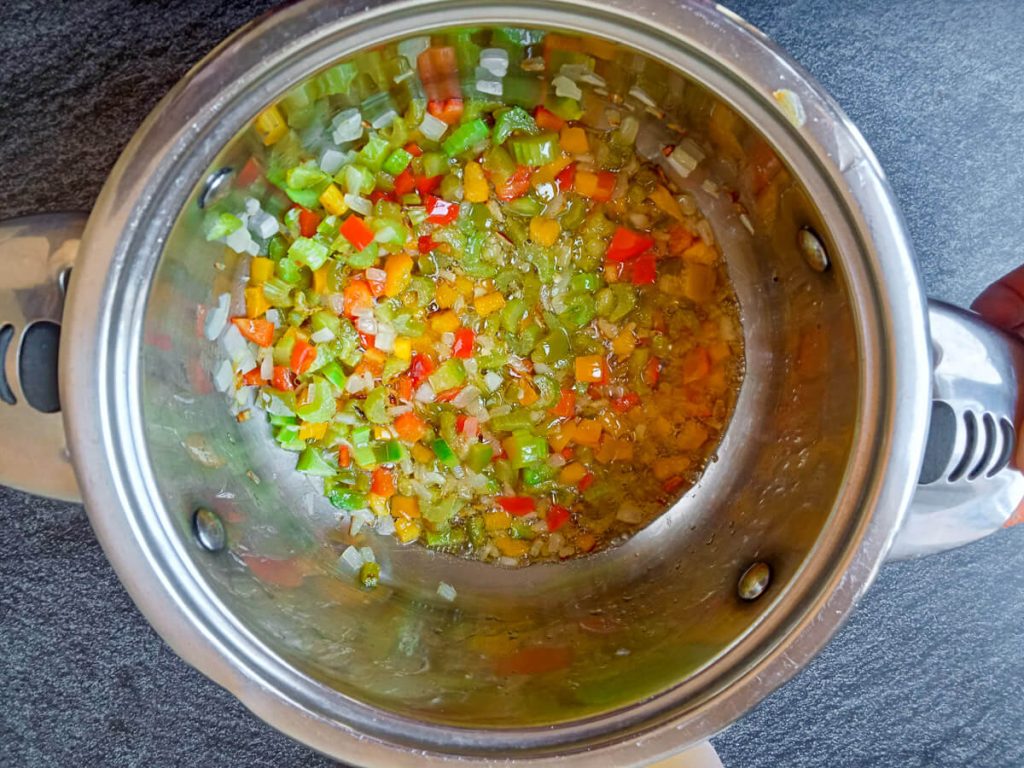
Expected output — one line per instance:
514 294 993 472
2 1 1022 766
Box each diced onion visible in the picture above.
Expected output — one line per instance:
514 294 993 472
344 193 372 216
617 502 643 524
479 48 509 77
374 324 396 352
414 383 436 403
260 350 274 380
483 371 502 392
628 86 657 107
204 293 231 340
419 113 448 142
340 545 363 570
356 313 378 334
213 360 234 392
552 75 582 101
377 514 396 535
265 308 281 328
319 148 348 175
436 582 457 602
358 546 376 564
331 108 363 144
311 328 335 343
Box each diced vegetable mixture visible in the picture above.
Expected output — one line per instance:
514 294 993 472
206 27 743 578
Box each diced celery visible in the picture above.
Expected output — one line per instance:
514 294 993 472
382 147 414 175
420 151 449 178
442 118 491 156
286 163 329 190
205 212 242 241
341 163 376 196
352 444 378 468
492 106 539 144
351 425 373 447
510 519 538 539
491 409 533 432
359 133 392 172
363 386 390 424
288 237 329 270
521 462 556 487
508 132 559 167
466 443 494 472
428 358 467 392
296 381 337 423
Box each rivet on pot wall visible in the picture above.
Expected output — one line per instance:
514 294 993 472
798 227 830 272
193 507 226 552
198 167 235 210
738 561 771 601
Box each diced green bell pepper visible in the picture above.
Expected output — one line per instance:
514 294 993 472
296 447 337 477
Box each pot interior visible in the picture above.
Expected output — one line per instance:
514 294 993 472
134 18 856 744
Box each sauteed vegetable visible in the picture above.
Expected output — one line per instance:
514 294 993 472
206 29 743 575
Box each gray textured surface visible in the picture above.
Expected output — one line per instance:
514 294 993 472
1 1 1023 766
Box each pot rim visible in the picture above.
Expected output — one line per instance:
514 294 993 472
61 0 931 764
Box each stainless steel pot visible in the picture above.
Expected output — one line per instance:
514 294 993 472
2 1 1023 766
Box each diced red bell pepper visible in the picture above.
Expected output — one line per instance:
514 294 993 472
497 496 537 516
424 195 460 225
371 467 396 498
546 504 570 532
662 476 686 495
416 174 443 196
358 331 376 350
231 317 275 347
606 226 655 263
404 142 424 157
435 386 464 403
237 156 263 187
343 279 374 318
418 46 461 103
578 472 595 492
297 207 321 238
459 415 479 438
272 365 295 391
495 166 532 201
629 251 657 285
340 215 375 251
368 189 395 204
427 97 464 125
550 388 576 418
418 235 438 253
409 353 435 387
338 444 351 468
452 327 475 358
590 171 617 203
242 367 266 387
611 392 641 413
555 163 576 191
643 356 662 388
534 105 565 131
290 338 316 375
393 168 416 196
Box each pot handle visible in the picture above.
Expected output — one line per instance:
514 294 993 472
0 213 85 503
889 299 1024 559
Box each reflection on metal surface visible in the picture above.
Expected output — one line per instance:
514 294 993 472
798 226 830 272
891 301 1024 559
193 507 227 552
63 0 933 766
0 213 84 502
737 562 771 601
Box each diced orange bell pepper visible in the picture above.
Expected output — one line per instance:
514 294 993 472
231 317 274 347
574 354 607 384
371 467 396 498
384 253 414 297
